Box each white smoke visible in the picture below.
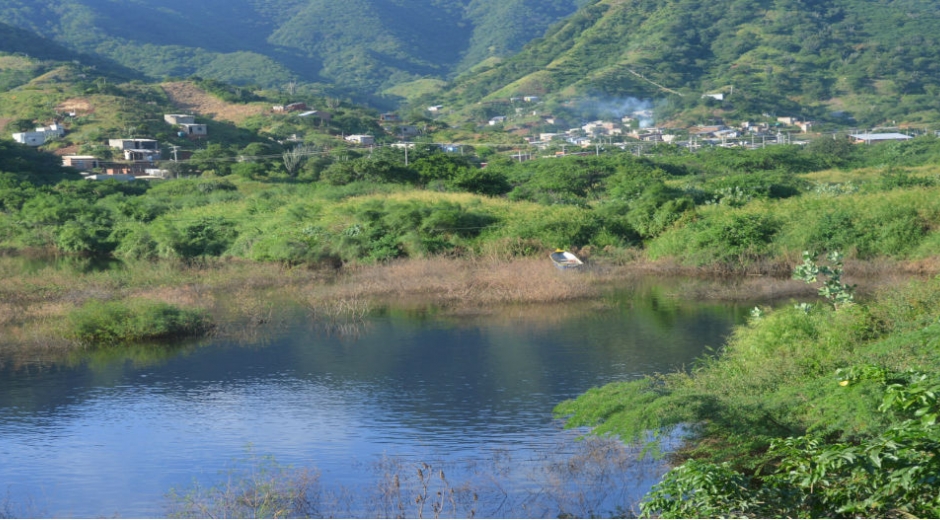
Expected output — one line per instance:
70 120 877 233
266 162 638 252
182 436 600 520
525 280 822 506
574 96 655 127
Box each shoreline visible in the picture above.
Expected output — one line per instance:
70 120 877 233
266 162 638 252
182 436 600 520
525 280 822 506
1 253 936 354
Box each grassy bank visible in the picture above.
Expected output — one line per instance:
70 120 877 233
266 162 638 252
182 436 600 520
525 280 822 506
0 255 635 353
555 257 940 518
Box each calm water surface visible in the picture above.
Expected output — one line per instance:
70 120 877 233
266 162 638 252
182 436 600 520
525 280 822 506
0 283 753 517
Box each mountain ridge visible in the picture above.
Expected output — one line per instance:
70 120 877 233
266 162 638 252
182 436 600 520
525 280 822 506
0 0 583 103
434 0 940 127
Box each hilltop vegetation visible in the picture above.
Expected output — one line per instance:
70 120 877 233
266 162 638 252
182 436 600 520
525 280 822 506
2 0 939 127
434 0 940 127
0 0 582 104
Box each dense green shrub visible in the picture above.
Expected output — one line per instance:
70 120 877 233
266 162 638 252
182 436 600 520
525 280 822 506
448 167 511 196
856 206 928 258
152 216 238 258
802 209 860 254
67 299 210 345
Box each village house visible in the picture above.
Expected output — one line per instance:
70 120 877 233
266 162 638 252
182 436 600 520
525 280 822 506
379 113 400 123
179 123 208 137
12 131 46 146
582 120 621 136
739 121 770 133
62 155 100 170
164 114 207 137
164 114 195 125
488 116 507 126
273 102 307 113
850 133 913 144
109 138 158 151
12 123 66 147
636 133 664 142
427 105 443 113
395 125 420 138
345 134 374 145
109 138 161 161
85 173 137 182
689 125 727 138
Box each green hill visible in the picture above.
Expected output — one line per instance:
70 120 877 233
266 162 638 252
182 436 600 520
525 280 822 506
436 0 940 127
0 0 582 103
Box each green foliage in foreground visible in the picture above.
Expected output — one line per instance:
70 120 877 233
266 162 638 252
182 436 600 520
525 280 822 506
66 299 210 345
6 136 940 267
555 263 940 518
642 369 940 518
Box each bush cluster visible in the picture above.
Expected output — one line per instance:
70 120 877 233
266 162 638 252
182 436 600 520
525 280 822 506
66 299 210 345
5 135 940 266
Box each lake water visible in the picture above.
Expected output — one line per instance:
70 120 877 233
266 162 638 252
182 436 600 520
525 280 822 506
0 283 753 518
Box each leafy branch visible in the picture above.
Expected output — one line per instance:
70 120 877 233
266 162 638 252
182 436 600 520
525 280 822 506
792 250 856 310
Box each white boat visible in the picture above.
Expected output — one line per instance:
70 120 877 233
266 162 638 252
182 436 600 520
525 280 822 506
550 249 583 270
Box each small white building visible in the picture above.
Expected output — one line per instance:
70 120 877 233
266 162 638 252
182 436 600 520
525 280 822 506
123 149 160 161
12 131 46 146
179 123 207 136
109 138 159 151
850 133 913 144
12 123 65 146
345 134 374 145
164 114 195 125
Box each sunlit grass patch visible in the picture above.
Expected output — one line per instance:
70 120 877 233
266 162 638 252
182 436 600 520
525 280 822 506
66 298 210 346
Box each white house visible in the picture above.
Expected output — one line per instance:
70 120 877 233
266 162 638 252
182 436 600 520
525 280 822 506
850 133 912 144
179 123 207 136
164 114 195 125
12 131 46 146
345 134 374 145
12 122 65 146
109 138 159 151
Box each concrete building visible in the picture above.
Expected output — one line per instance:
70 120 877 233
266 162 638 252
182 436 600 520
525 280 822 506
345 134 374 145
164 114 195 125
62 155 100 169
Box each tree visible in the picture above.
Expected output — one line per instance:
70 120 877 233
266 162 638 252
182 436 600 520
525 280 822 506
189 143 235 176
283 145 313 178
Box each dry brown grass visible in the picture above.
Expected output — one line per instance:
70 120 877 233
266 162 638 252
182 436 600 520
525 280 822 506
54 98 95 117
161 81 267 124
298 256 601 311
3 254 940 354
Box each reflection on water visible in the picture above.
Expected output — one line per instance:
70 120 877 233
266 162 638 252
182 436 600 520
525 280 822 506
0 281 753 518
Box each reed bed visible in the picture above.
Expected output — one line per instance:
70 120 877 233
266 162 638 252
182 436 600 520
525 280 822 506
302 256 601 309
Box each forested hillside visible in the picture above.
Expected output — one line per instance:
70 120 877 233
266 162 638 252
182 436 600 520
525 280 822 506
438 0 940 127
0 0 582 103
